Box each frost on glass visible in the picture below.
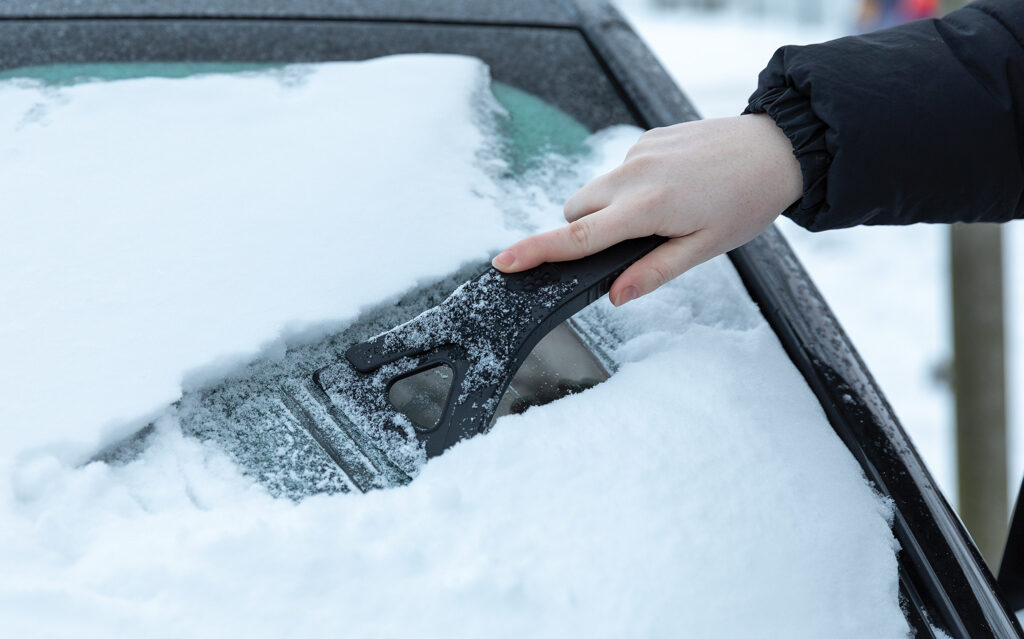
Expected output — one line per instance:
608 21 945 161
386 323 608 432
388 363 454 431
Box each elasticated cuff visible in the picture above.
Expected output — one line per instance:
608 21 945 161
744 85 830 230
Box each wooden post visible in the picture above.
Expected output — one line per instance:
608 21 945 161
951 223 1008 568
938 0 1009 570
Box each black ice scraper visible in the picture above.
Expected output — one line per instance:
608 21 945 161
314 235 665 459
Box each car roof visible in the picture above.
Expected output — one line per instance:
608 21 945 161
0 0 580 25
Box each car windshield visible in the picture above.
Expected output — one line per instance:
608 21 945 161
0 56 911 638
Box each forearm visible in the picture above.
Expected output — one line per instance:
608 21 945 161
747 0 1024 230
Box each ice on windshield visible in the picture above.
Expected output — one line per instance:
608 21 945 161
0 56 910 637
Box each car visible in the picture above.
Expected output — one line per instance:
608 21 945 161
1 1 1021 636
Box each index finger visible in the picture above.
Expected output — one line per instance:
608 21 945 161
492 206 640 272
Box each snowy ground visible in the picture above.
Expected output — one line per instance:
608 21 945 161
0 56 910 636
614 1 1024 510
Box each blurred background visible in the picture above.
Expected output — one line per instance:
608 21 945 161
611 0 1023 567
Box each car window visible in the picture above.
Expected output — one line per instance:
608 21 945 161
10 61 608 435
0 56 911 638
0 59 617 481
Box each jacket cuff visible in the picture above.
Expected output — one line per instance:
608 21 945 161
744 85 830 230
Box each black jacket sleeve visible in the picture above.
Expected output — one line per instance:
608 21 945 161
745 0 1024 231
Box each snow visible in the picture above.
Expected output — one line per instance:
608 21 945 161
1 55 909 636
613 2 842 119
0 56 518 459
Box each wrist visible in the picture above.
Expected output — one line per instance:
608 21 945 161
744 113 802 211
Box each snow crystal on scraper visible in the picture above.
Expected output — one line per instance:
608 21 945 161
317 268 577 473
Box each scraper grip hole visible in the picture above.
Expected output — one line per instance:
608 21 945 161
388 364 455 431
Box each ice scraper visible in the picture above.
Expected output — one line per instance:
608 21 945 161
314 235 665 459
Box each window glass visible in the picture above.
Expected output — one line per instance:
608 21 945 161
1 60 616 475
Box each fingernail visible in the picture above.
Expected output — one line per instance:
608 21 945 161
492 250 515 270
616 286 639 306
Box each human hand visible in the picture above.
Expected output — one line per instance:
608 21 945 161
491 114 802 305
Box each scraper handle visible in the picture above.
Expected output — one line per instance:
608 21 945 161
336 234 669 459
347 235 667 374
484 233 668 389
499 234 667 308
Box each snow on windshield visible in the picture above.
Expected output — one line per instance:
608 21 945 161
0 56 910 637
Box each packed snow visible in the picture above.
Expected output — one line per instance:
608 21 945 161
1 55 909 636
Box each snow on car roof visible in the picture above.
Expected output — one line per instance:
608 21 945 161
0 55 910 637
